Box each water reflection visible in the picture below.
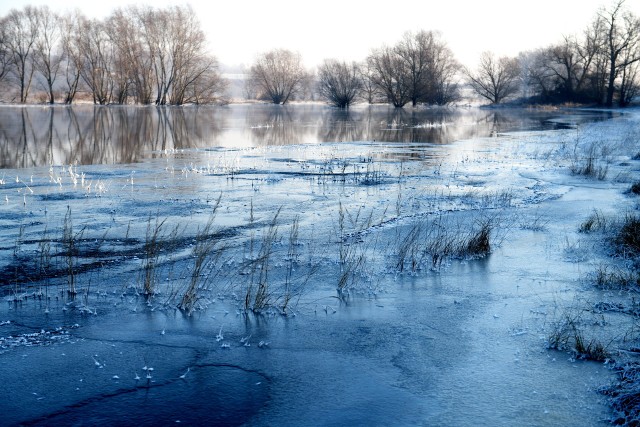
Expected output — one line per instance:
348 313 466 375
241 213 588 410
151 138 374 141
247 106 317 146
0 104 614 169
319 109 365 143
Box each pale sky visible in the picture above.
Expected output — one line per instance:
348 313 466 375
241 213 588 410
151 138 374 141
1 0 639 68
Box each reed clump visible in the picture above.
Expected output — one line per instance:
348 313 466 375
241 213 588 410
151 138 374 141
141 216 167 296
179 197 224 314
547 311 610 362
395 215 495 273
62 206 85 295
243 207 281 312
615 214 640 257
579 209 609 233
570 141 609 180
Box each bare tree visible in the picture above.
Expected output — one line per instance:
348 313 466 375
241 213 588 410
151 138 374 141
106 8 149 104
367 31 460 107
532 32 604 104
544 39 580 100
367 45 412 107
524 16 606 104
516 49 553 97
2 6 40 103
317 59 362 108
520 17 604 104
598 0 640 106
76 17 116 104
184 56 227 105
359 61 384 104
142 8 171 105
396 31 432 107
58 5 225 106
427 36 461 105
60 11 85 104
128 5 225 106
0 5 225 105
577 18 607 101
584 16 610 103
248 49 308 104
165 6 212 105
33 6 63 104
465 52 521 104
619 45 640 105
125 7 158 105
519 50 555 100
0 25 12 90
171 55 227 105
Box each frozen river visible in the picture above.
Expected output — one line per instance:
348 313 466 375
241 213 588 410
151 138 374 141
0 104 635 426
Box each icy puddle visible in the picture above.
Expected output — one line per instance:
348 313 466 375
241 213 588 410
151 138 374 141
0 105 637 426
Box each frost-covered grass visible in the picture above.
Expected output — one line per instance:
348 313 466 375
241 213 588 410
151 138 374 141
627 181 640 195
569 140 610 180
546 307 611 362
603 363 640 426
557 199 640 424
1 110 634 314
615 214 640 258
394 214 495 272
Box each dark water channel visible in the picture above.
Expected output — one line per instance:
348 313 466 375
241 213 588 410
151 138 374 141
0 104 615 169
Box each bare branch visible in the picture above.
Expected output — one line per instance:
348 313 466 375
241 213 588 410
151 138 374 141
317 59 362 108
465 52 521 104
248 49 308 105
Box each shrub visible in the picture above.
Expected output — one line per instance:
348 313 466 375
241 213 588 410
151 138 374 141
465 221 492 256
615 214 640 257
629 182 640 195
579 209 608 233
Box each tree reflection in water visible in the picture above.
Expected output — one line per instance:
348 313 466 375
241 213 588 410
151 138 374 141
0 105 613 169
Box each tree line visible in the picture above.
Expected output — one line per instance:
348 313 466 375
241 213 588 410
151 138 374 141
0 5 225 105
245 30 460 109
466 0 640 107
0 1 638 108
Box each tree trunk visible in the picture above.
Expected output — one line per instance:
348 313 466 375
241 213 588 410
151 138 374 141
605 58 617 107
48 79 55 104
